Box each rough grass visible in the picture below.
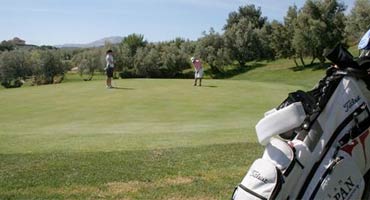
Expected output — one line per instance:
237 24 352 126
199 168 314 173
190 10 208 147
0 143 262 199
0 58 325 199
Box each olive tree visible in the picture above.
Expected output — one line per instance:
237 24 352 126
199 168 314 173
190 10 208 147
31 50 67 85
0 50 33 88
73 49 103 81
223 5 269 67
345 0 370 43
195 28 231 74
293 0 346 67
134 45 161 78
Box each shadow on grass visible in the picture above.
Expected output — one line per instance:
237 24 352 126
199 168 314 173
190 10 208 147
111 87 135 90
290 62 330 72
202 85 218 88
211 63 267 79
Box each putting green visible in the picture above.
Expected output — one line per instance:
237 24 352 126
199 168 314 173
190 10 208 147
0 79 302 154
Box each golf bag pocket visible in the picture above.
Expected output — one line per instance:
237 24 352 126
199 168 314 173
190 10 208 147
308 152 364 200
262 138 294 174
261 138 309 199
263 139 308 173
232 158 283 200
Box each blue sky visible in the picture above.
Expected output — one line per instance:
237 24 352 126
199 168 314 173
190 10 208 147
0 0 355 45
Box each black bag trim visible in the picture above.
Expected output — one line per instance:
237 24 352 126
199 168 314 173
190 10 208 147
339 105 370 146
271 168 284 199
284 147 304 177
236 166 283 200
358 56 370 70
237 184 267 200
231 186 238 200
295 157 304 169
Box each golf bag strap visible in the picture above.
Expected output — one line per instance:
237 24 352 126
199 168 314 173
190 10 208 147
238 184 268 200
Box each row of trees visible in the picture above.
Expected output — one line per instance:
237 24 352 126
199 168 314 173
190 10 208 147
1 0 370 88
64 0 370 80
74 0 369 79
109 35 192 78
69 35 193 80
0 49 67 88
198 0 350 70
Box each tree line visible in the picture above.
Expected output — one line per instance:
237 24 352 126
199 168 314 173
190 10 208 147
1 0 370 88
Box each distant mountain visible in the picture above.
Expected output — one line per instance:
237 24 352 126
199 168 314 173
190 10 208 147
55 36 123 48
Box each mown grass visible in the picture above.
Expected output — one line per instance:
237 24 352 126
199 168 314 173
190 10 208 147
0 58 326 199
0 143 262 199
0 79 300 154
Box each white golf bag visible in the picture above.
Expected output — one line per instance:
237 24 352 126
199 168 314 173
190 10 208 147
232 40 370 200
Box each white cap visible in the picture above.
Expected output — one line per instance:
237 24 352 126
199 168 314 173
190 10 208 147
190 57 195 62
359 29 370 50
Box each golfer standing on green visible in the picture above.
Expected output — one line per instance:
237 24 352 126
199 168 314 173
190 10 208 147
191 57 203 86
105 50 114 88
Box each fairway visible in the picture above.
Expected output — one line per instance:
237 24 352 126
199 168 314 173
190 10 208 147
0 73 320 199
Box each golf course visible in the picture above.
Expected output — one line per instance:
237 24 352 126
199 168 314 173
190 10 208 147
1 0 369 198
0 59 326 199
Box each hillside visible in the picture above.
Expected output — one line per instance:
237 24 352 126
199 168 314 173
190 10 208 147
54 36 123 48
231 59 325 89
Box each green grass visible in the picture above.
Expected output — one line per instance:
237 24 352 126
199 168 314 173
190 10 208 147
0 59 326 199
231 59 325 88
0 79 300 153
1 143 263 199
